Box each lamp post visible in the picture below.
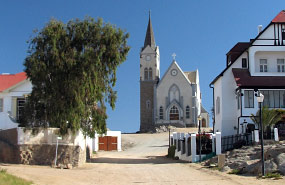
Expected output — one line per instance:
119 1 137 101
256 92 265 176
54 136 62 167
198 115 202 162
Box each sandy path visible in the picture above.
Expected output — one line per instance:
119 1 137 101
1 132 284 185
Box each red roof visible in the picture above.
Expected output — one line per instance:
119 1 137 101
272 10 285 23
232 68 285 88
0 72 27 92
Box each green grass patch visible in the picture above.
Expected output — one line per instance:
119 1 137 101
261 172 282 180
0 168 33 185
228 169 244 175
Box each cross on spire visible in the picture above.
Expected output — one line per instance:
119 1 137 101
172 53 176 61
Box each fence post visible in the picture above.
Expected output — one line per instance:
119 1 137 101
254 130 259 143
216 132 221 155
191 133 196 162
172 132 177 149
180 133 185 154
274 128 279 142
212 134 216 153
185 133 190 156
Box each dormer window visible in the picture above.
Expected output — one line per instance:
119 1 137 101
260 59 268 72
282 25 285 41
242 58 247 68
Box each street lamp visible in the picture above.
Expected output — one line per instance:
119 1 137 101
198 115 202 162
256 92 265 176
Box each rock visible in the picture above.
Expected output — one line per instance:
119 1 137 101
220 166 231 172
265 160 278 173
276 153 285 175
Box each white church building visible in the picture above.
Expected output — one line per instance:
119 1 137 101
210 10 285 136
140 14 209 132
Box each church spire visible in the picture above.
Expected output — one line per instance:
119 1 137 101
144 10 156 49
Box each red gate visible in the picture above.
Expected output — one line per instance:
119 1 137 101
99 136 117 151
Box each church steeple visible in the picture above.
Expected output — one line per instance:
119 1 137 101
144 11 156 49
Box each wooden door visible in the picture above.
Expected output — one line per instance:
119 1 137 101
99 136 118 151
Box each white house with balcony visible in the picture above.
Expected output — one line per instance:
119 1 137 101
0 72 32 130
210 10 285 136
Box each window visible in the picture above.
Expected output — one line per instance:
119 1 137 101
242 58 247 68
244 90 254 108
146 100 151 110
260 59 268 72
277 59 285 72
17 98 26 122
169 85 180 102
0 99 3 112
186 106 190 119
149 68 152 80
159 106 163 119
281 24 285 40
144 68 148 80
259 90 285 108
216 97 220 114
169 105 179 120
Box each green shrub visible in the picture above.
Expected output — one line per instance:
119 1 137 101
167 145 176 159
262 172 282 180
228 169 244 175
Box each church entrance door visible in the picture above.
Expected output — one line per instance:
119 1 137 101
169 105 179 120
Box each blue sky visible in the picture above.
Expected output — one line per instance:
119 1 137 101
0 1 284 132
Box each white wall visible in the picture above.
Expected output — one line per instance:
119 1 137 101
17 127 92 151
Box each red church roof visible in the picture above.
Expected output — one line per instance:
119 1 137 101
272 10 285 23
0 72 27 92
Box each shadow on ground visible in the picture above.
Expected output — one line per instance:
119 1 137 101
89 156 188 165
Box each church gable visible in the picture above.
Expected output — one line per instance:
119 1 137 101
157 61 191 88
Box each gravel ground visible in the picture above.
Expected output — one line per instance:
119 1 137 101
1 132 284 185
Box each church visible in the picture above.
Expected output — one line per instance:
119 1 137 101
140 14 209 132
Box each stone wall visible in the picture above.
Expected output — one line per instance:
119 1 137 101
18 144 86 167
0 128 88 167
0 128 20 163
140 81 156 132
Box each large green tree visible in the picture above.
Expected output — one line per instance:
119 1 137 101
23 17 130 137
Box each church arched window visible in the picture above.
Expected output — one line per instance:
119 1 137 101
144 68 148 80
169 85 180 102
159 106 163 119
169 105 179 120
149 67 152 80
186 105 190 119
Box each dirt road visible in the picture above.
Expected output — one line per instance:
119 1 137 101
1 132 284 185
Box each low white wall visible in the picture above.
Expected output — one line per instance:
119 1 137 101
17 127 92 151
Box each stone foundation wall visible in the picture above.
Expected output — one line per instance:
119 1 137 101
18 144 86 167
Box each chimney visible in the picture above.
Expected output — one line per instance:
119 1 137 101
258 25 263 34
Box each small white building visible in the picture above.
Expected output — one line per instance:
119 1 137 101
210 10 285 136
0 72 32 130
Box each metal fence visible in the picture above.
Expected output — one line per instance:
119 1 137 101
196 133 213 155
221 133 253 153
